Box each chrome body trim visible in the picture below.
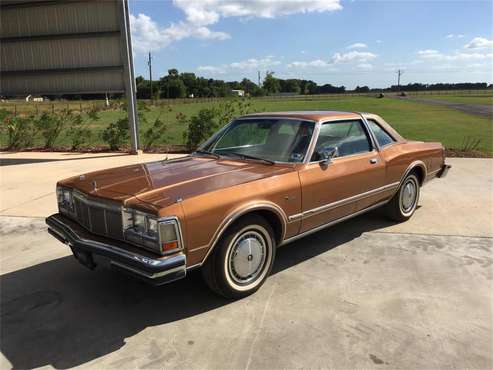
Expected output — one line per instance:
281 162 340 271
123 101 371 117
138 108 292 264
296 182 399 220
280 200 389 247
197 202 288 264
359 113 381 152
157 215 185 255
305 115 379 164
111 261 185 279
397 160 427 188
72 189 122 212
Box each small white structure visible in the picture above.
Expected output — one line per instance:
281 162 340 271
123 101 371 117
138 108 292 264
25 94 44 102
231 89 245 97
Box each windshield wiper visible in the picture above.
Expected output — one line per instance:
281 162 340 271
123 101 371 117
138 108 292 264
227 152 275 165
193 149 220 159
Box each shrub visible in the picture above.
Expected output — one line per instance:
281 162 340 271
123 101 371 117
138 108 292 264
38 111 65 148
101 117 129 150
3 114 38 149
67 111 99 150
182 98 253 150
143 116 167 151
182 107 219 150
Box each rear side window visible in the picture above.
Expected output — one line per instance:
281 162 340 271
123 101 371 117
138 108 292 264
367 119 395 147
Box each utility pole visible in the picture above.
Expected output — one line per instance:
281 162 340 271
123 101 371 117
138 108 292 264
148 51 153 99
396 69 404 91
258 70 261 87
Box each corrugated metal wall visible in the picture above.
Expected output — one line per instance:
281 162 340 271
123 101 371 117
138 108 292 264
0 0 126 96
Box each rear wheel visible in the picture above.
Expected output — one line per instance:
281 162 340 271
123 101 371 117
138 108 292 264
385 173 420 222
202 215 276 299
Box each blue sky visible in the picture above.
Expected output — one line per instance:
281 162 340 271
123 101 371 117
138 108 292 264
129 0 493 89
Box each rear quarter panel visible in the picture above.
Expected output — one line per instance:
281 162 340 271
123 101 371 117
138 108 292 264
380 141 444 184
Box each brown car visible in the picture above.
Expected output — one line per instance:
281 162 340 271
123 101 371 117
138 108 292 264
46 111 450 298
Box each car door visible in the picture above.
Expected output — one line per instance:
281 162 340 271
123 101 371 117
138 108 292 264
298 119 387 233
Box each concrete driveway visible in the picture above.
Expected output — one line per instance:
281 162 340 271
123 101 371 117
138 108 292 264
0 153 492 369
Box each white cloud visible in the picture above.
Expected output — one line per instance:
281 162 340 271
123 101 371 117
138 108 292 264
417 48 493 62
464 37 493 49
347 43 367 49
130 13 229 53
332 51 377 63
446 34 466 40
417 49 441 59
131 1 343 53
287 59 332 68
173 0 342 24
287 50 377 70
198 56 281 75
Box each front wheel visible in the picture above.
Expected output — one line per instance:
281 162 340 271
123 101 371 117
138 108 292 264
202 215 276 299
385 173 420 222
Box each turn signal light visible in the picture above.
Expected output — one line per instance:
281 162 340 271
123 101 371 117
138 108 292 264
162 241 179 252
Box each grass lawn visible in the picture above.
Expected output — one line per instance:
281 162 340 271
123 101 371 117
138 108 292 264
1 96 492 155
413 93 493 106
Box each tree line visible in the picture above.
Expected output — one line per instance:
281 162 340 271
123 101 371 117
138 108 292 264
29 68 491 100
136 69 492 99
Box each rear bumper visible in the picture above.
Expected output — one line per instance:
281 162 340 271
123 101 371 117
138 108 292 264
46 213 187 285
437 164 451 178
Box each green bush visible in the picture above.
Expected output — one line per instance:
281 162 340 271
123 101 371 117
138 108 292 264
182 98 253 150
143 116 167 150
3 114 38 149
101 117 129 150
182 108 219 150
38 112 65 148
67 111 99 150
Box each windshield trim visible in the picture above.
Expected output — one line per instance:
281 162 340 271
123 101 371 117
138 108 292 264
200 117 318 165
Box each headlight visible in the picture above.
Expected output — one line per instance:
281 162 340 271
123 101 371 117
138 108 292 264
122 209 182 255
57 186 75 216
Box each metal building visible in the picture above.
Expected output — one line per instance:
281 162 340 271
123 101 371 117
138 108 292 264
0 0 140 152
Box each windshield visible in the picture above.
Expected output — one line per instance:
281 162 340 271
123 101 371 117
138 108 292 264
201 118 315 163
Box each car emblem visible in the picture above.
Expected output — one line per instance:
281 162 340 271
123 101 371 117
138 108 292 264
92 181 98 191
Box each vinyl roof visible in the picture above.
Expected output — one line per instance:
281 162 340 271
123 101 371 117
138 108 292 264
240 111 361 122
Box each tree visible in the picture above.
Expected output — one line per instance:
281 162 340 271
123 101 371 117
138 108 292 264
263 71 280 94
354 85 370 93
281 79 301 94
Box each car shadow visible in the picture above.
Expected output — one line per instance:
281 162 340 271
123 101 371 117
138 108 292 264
0 209 395 369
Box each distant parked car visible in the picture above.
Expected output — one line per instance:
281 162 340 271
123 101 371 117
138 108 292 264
47 111 450 298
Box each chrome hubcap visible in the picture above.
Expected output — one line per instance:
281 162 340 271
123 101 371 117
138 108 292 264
401 180 417 211
229 231 266 285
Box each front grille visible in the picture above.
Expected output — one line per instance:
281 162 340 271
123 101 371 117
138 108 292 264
72 191 124 240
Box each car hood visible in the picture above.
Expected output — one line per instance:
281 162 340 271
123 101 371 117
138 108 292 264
60 156 294 211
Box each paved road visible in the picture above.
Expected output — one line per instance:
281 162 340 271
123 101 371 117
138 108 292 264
398 97 493 119
0 153 492 369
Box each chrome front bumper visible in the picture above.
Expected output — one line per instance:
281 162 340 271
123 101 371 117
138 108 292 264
46 213 187 285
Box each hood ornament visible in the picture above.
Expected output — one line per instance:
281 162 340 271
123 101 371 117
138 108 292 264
92 181 98 191
79 175 85 181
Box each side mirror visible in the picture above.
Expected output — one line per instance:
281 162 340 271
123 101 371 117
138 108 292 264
318 147 338 166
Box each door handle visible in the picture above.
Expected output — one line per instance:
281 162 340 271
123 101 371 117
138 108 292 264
370 158 378 164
